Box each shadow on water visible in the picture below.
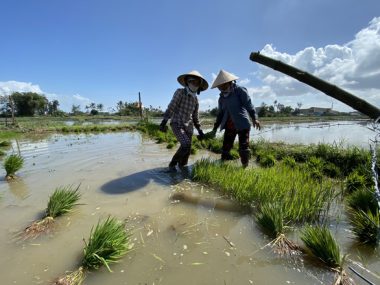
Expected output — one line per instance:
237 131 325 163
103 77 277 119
100 166 192 194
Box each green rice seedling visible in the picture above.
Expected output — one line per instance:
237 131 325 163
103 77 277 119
301 225 342 268
282 156 296 168
0 140 11 147
208 139 223 153
300 225 355 284
349 209 380 245
0 150 4 156
3 154 24 180
54 216 131 285
323 162 341 178
256 203 301 256
22 185 81 239
258 153 276 168
192 158 335 223
166 141 175 149
345 171 367 194
346 188 379 214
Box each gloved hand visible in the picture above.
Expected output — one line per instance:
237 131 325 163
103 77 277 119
197 129 205 140
159 119 168 132
210 128 217 138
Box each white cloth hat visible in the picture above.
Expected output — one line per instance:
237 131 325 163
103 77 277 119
177 70 209 91
211 69 239 89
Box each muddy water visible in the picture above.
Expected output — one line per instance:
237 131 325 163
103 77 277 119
0 132 379 285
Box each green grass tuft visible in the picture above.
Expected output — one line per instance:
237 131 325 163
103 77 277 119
82 216 131 271
349 209 380 245
301 225 342 268
3 154 24 178
256 203 284 237
46 185 81 218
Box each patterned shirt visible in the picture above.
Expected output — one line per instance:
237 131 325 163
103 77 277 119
163 88 200 129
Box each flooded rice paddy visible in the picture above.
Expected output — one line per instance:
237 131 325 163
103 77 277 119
0 123 379 284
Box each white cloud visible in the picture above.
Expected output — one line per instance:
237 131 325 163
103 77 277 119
238 78 251 85
0 80 94 112
199 97 218 110
250 17 380 111
0 81 43 95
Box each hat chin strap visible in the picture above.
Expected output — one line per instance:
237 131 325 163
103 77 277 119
186 86 198 95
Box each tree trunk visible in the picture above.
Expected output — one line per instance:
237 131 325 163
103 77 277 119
249 52 380 120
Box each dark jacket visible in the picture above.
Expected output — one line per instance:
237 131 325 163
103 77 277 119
214 84 257 130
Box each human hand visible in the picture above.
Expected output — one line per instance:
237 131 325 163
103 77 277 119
254 120 261 130
159 120 168 132
197 129 205 140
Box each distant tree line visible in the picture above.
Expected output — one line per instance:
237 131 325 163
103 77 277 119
2 91 332 119
0 92 62 117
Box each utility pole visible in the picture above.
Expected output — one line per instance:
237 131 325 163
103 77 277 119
138 92 143 120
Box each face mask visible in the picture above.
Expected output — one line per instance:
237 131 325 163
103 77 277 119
188 82 199 92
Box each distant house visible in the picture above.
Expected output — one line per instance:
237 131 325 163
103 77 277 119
299 107 339 116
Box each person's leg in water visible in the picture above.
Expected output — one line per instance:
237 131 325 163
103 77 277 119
169 123 192 171
238 129 250 168
178 125 193 168
221 127 237 161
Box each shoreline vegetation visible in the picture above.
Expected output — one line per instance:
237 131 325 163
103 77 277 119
0 114 370 140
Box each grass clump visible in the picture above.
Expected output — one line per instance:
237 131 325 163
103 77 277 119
3 154 24 180
22 185 81 239
346 188 378 214
192 158 335 223
300 225 355 285
349 209 380 245
256 203 301 256
301 225 342 268
54 216 131 285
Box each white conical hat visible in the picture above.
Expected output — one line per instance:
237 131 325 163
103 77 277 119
211 69 239 89
177 70 209 91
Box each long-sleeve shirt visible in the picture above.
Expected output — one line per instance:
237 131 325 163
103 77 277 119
163 88 200 129
214 84 257 131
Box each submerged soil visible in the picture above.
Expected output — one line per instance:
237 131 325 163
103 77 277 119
0 132 378 284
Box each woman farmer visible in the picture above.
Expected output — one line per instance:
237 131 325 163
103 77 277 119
159 70 208 171
211 69 261 168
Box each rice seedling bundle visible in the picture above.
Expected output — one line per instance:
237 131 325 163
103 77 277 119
22 185 81 239
301 225 342 268
256 203 301 256
54 216 131 285
3 154 24 179
300 225 355 285
349 209 380 245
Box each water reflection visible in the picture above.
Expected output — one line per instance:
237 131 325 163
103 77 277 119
7 179 29 200
253 120 375 148
101 167 190 194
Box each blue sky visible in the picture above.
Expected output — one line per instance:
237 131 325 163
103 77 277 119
1 0 380 113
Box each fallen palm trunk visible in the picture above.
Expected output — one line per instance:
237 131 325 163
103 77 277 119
249 51 380 120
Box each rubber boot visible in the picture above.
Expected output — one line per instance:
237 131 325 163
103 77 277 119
221 151 234 161
178 146 191 167
168 146 184 171
239 149 250 168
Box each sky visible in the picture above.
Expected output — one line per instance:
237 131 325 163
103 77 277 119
0 0 380 113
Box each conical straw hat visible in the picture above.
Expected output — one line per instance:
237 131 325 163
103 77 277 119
177 70 209 91
211 69 239 89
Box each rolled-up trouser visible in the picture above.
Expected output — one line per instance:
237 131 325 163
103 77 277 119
222 128 250 166
170 123 193 167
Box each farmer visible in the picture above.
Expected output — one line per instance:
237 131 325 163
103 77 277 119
159 70 208 171
210 69 261 168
